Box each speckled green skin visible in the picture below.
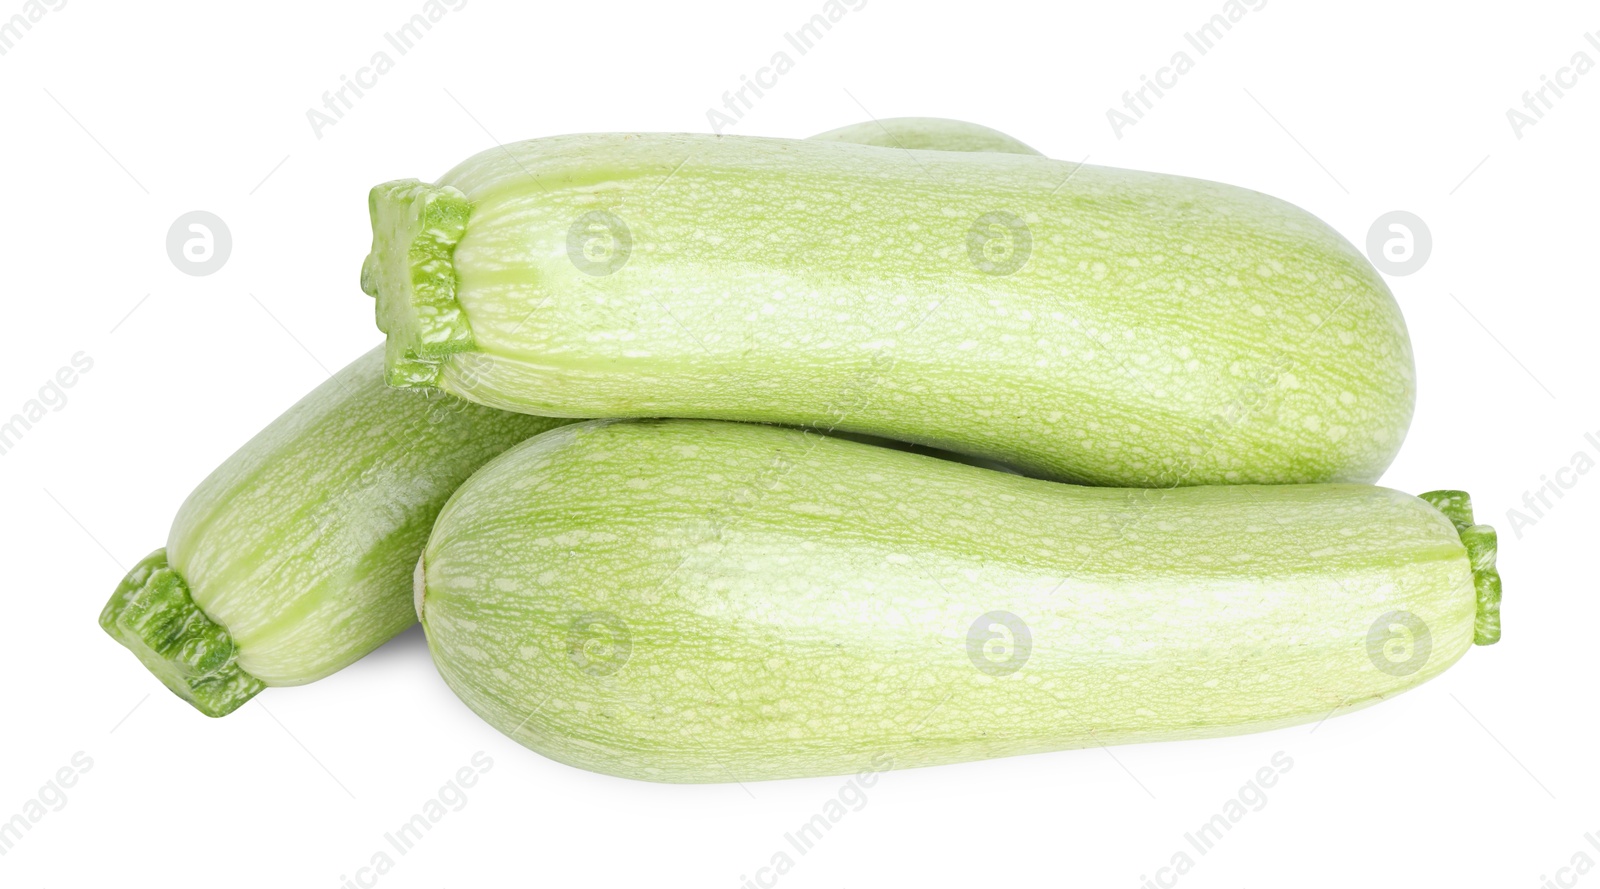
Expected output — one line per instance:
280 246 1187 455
810 117 1042 155
365 133 1415 487
102 346 571 714
420 420 1483 784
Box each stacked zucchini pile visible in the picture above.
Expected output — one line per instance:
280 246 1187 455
102 119 1499 783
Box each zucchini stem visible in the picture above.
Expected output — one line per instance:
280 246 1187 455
99 549 265 717
361 179 476 389
1419 490 1501 646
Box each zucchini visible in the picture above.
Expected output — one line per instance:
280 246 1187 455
418 419 1499 783
362 132 1415 486
96 119 1019 718
810 116 1041 155
100 346 570 716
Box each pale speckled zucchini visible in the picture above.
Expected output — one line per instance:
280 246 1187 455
99 346 571 716
810 116 1042 155
418 419 1499 783
363 131 1414 487
95 120 1019 717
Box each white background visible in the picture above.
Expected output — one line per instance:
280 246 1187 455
1 1 1594 885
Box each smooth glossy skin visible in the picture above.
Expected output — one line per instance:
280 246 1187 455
169 347 572 685
420 420 1478 783
107 346 571 714
99 120 1031 716
366 132 1415 487
810 116 1043 155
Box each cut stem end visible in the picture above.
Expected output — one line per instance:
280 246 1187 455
99 549 265 717
1419 490 1502 646
363 178 476 389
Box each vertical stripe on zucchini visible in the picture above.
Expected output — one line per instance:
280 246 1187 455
99 346 571 716
363 132 1414 487
417 419 1498 783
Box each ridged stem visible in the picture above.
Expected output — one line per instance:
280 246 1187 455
1418 490 1501 645
361 178 476 389
99 549 265 717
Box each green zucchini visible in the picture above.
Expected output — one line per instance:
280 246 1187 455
362 132 1414 486
96 119 1017 718
810 116 1041 155
100 346 571 716
418 419 1499 783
